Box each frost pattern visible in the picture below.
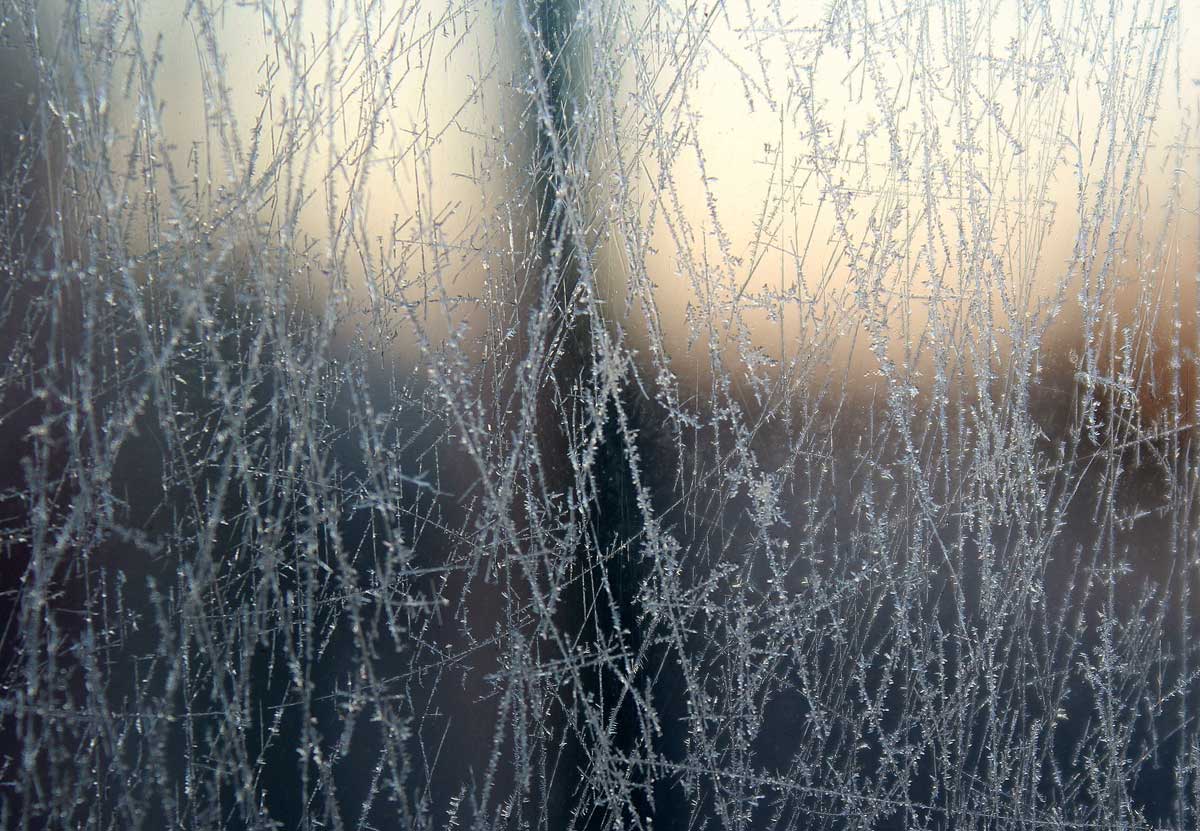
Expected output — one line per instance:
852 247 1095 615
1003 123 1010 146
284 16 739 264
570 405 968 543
1 0 1199 829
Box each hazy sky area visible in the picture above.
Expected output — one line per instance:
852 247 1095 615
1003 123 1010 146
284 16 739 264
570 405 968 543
42 0 1199 386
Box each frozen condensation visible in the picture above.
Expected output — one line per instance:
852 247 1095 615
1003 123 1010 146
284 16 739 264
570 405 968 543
1 0 1199 828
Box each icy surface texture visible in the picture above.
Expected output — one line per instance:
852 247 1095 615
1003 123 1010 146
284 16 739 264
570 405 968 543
1 0 1199 829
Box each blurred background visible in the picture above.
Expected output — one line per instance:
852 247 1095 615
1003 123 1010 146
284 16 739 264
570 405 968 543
3 1 1200 829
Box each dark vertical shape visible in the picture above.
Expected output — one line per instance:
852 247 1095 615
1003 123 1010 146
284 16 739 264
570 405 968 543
527 2 686 827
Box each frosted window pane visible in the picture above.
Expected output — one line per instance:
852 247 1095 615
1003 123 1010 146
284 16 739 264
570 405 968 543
1 1 1198 828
